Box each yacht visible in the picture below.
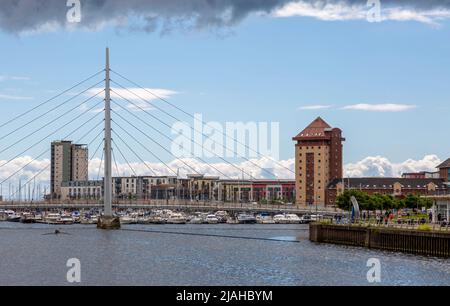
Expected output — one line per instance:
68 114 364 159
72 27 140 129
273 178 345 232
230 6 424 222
6 210 21 222
44 213 61 225
59 214 74 225
1 210 15 221
80 215 98 224
237 213 257 224
188 216 203 224
285 214 301 224
256 215 275 224
205 214 219 224
20 212 35 223
149 215 166 224
119 215 136 224
215 211 228 223
273 214 289 224
167 213 187 224
34 214 44 223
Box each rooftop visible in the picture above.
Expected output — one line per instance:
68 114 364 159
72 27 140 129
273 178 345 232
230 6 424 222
292 117 339 141
437 158 450 169
328 177 447 189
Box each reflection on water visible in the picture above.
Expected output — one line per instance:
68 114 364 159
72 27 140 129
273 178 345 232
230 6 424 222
0 223 449 286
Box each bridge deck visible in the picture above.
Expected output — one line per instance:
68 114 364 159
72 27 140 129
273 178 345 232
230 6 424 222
0 201 342 216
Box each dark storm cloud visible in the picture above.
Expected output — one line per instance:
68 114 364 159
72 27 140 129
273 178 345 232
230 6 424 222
0 0 450 34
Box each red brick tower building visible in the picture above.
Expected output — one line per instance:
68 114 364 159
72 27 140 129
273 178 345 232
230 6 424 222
292 117 344 206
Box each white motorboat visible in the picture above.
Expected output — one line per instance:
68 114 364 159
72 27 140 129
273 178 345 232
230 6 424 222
188 216 203 224
256 215 275 224
167 213 187 224
3 210 19 222
148 215 166 224
273 214 289 224
44 213 61 224
120 215 136 224
237 213 257 224
215 211 228 223
274 214 301 224
205 214 219 224
285 214 301 224
59 214 74 225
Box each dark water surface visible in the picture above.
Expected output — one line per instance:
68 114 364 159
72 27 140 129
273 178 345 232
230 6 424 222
0 223 449 286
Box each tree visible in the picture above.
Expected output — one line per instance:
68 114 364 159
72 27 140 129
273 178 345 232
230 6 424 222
336 191 432 211
336 190 369 211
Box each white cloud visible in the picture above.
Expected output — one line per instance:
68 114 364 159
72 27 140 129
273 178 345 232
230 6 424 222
273 1 450 25
342 103 416 112
85 87 177 111
298 105 333 110
87 87 177 102
274 1 367 21
344 154 442 178
1 154 443 199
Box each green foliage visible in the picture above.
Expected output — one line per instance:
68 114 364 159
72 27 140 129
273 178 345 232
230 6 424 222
336 191 433 211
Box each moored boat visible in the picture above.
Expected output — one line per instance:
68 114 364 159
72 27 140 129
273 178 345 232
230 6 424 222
20 212 36 223
44 213 61 225
167 213 187 224
205 214 219 224
237 213 257 224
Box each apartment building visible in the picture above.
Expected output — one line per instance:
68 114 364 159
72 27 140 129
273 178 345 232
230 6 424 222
50 141 88 199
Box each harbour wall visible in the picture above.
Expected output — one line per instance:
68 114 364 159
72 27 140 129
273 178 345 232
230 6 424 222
309 223 450 258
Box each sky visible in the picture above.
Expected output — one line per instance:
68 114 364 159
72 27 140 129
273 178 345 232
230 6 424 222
0 0 449 194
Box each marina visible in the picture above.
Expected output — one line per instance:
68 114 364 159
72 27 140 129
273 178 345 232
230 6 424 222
0 208 317 226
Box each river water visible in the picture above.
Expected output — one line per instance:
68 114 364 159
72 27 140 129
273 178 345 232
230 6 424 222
0 222 449 286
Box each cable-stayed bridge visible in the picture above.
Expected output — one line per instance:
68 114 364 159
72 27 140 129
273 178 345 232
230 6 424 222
1 49 338 225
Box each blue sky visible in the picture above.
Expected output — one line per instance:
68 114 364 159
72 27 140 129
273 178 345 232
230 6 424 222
0 1 449 183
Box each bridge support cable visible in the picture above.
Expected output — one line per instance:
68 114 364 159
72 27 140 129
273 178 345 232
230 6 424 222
0 80 104 142
112 116 199 176
82 128 106 181
96 148 104 181
111 147 122 177
0 70 104 130
109 80 279 179
0 89 105 156
0 117 103 186
110 95 253 180
112 132 160 176
6 117 106 201
109 71 294 175
0 99 104 170
110 138 139 177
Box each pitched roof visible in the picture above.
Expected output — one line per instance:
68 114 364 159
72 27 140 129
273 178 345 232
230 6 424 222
292 117 332 140
437 158 450 169
327 177 447 189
